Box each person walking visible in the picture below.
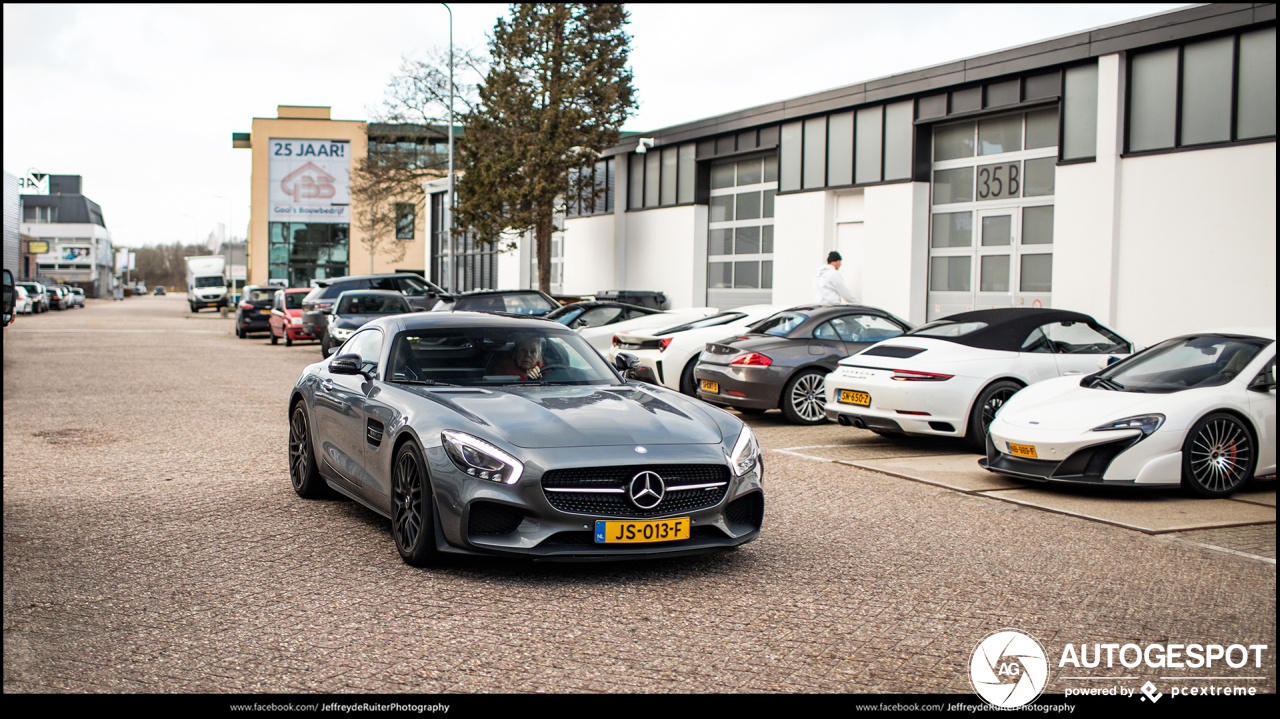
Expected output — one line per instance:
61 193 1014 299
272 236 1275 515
812 251 857 304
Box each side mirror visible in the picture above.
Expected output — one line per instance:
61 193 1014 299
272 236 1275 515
614 352 658 385
330 353 363 376
570 317 587 329
1248 367 1276 393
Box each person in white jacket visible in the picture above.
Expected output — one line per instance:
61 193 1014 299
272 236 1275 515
812 251 858 304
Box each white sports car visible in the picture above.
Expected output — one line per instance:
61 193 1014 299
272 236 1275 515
982 328 1276 497
578 307 719 352
608 305 780 395
824 308 1133 450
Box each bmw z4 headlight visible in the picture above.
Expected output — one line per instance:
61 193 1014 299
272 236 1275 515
441 430 525 485
728 425 761 477
1091 414 1165 437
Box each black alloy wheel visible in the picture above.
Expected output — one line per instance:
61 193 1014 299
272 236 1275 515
288 404 328 498
781 369 829 425
966 380 1022 452
1182 412 1255 498
270 327 279 345
284 331 293 347
391 442 438 566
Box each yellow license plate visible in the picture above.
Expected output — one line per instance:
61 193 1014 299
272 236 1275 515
700 380 719 393
595 517 691 544
261 309 272 314
1008 442 1037 458
207 303 217 307
838 389 871 406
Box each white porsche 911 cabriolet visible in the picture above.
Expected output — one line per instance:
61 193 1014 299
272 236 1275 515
982 328 1276 497
824 308 1133 450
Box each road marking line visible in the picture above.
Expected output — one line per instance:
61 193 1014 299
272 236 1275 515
13 329 225 334
1179 542 1275 565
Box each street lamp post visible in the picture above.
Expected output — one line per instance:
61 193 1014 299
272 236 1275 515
443 2 455 293
215 196 235 304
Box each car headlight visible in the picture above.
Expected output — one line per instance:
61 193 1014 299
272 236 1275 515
728 424 760 477
441 430 524 485
290 316 302 326
1091 414 1165 437
329 326 354 341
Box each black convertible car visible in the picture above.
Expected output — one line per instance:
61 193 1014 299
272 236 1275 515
288 311 765 564
694 304 913 425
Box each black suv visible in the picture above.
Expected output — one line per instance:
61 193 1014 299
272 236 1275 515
301 273 445 343
235 285 277 338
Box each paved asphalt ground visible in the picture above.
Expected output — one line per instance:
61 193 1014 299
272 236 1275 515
3 295 1275 694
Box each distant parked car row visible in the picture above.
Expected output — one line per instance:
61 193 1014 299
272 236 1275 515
13 281 85 313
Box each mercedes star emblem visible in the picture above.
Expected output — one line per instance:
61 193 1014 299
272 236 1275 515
628 471 665 510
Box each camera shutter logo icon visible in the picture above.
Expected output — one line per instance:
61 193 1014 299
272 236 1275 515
969 629 1050 708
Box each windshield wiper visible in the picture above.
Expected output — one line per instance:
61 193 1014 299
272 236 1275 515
1087 375 1124 391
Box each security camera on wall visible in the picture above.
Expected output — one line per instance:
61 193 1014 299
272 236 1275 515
635 138 655 154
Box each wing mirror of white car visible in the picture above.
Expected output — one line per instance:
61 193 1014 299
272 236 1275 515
1248 368 1276 393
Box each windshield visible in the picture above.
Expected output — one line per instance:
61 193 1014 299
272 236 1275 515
909 321 988 337
388 327 618 386
284 292 306 310
1094 335 1269 393
658 312 746 336
455 293 556 315
245 288 274 302
752 312 809 337
337 294 409 315
194 276 224 288
547 306 584 325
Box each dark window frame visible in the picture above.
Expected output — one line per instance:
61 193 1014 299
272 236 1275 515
626 144 699 212
1123 27 1277 158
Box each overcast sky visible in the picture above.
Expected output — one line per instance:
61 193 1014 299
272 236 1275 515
4 3 1187 248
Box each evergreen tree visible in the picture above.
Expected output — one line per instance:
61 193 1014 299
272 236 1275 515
457 3 637 293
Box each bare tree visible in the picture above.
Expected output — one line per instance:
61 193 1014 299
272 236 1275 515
351 47 489 273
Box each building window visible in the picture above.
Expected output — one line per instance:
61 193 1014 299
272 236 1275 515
1127 27 1277 154
23 206 57 223
779 99 913 193
268 222 349 287
707 155 776 307
626 143 697 210
368 135 447 170
395 203 415 240
567 158 615 218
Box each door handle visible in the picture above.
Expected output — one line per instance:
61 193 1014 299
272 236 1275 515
321 379 335 392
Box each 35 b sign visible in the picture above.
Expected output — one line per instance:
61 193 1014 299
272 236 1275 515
977 162 1021 201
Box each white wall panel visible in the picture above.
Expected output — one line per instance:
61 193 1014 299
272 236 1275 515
863 182 929 324
624 206 700 309
560 214 616 295
772 191 833 308
1114 144 1276 346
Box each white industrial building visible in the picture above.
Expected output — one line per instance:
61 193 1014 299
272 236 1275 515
429 4 1275 347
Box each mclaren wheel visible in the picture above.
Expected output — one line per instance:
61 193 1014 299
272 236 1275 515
391 442 438 566
966 380 1021 452
781 369 829 425
288 403 329 498
1182 412 1255 498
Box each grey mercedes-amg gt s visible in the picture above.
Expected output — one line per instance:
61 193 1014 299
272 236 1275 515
288 311 764 565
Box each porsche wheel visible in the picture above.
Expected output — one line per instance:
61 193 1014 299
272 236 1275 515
1182 412 1255 498
392 442 438 566
966 380 1021 452
781 369 829 425
289 403 329 498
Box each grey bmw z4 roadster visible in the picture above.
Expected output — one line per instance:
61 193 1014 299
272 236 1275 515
288 311 764 564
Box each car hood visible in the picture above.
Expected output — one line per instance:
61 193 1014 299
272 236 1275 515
998 376 1171 430
414 384 725 448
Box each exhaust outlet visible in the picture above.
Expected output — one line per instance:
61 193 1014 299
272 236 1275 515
852 417 866 429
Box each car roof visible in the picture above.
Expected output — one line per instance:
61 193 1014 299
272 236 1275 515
336 289 407 298
371 310 573 333
1178 326 1277 342
907 307 1103 351
314 272 435 286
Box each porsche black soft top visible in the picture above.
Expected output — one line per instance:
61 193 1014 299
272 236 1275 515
906 308 1101 352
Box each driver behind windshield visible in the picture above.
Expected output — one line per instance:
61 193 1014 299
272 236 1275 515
493 335 545 381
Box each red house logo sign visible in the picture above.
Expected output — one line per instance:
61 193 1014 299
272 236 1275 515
280 162 337 202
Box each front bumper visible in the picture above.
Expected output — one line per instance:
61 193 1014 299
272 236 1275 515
981 424 1184 487
422 441 765 560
